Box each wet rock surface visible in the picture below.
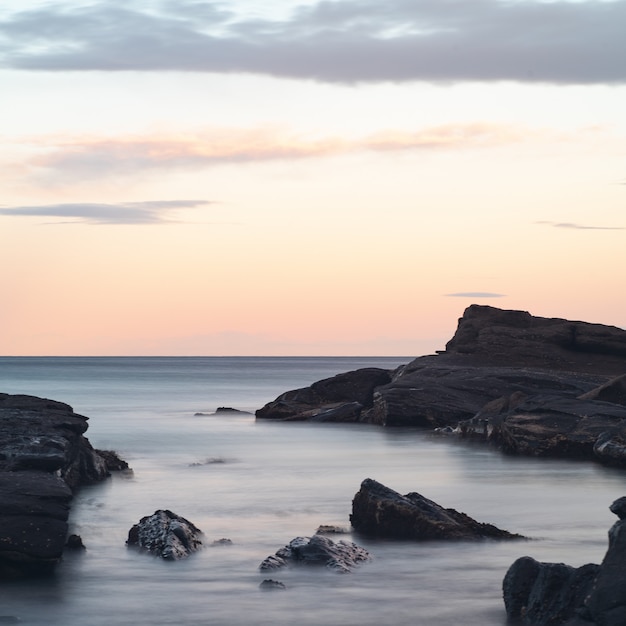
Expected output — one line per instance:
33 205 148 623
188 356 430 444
350 478 523 541
127 509 203 560
503 497 626 625
259 535 370 573
0 393 124 578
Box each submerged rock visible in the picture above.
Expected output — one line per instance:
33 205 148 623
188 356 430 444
259 535 370 574
350 478 523 541
260 579 287 591
503 497 626 625
127 509 203 560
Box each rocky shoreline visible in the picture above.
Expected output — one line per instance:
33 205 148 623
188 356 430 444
257 305 626 466
0 393 128 578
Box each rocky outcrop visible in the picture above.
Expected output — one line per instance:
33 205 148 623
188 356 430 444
0 471 73 578
127 510 203 560
256 306 626 465
350 478 523 541
503 497 626 625
0 393 125 578
259 535 370 574
255 368 392 422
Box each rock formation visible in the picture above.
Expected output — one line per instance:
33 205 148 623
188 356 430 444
259 535 370 574
503 497 626 625
256 305 626 465
127 509 203 560
0 393 127 578
350 478 523 541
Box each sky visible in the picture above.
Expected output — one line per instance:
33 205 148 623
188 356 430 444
1 0 625 356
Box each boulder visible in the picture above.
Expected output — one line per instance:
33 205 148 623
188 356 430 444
503 497 626 625
259 535 370 574
350 478 523 541
127 509 203 560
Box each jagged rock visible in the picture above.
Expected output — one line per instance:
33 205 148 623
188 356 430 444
0 394 127 578
259 535 370 574
503 498 626 625
350 478 523 541
95 449 131 472
126 510 203 560
255 368 392 422
260 579 287 590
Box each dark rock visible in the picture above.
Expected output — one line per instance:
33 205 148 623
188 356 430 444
256 368 392 422
211 538 233 546
65 534 86 550
0 471 72 578
502 556 598 625
0 393 110 488
316 525 349 535
260 579 287 590
256 306 626 465
127 509 203 560
95 449 131 472
259 535 370 574
585 500 626 625
503 498 626 625
0 394 126 578
579 374 626 406
350 478 523 541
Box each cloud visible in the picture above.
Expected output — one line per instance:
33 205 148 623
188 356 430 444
445 292 506 298
537 220 625 231
0 200 212 224
20 123 526 182
1 0 625 84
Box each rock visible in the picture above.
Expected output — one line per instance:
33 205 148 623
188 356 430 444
502 556 598 624
259 535 370 574
95 449 131 472
65 534 86 550
260 579 287 590
211 538 233 546
503 498 626 625
579 374 626 406
316 525 349 535
126 510 203 560
0 471 72 578
350 478 523 541
256 306 626 465
0 393 110 488
585 500 626 626
256 368 392 422
0 394 128 578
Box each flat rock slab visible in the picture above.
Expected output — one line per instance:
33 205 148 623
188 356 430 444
351 478 524 541
127 510 203 560
259 535 370 574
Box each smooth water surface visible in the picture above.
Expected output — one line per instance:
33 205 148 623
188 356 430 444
0 358 623 625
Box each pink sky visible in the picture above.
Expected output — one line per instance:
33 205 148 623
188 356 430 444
1 0 625 355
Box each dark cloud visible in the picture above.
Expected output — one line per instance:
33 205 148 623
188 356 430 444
538 221 625 231
1 0 625 84
0 200 212 224
445 292 505 298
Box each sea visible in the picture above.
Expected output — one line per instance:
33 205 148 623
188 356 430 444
0 356 624 626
